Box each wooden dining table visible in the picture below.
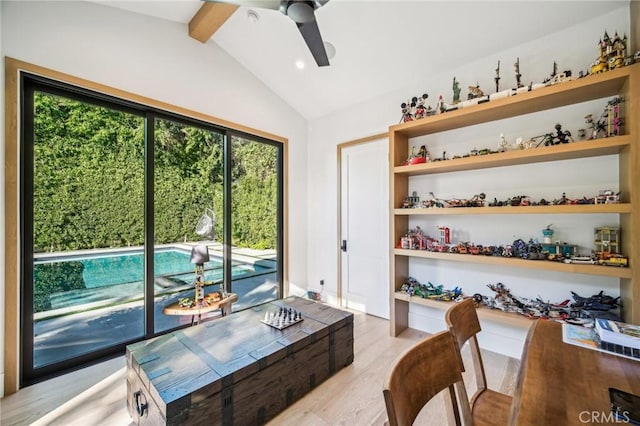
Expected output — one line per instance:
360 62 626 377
509 319 640 425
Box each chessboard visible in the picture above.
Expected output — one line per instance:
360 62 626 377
261 306 303 330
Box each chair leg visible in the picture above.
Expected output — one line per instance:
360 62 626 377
444 386 461 426
454 381 473 425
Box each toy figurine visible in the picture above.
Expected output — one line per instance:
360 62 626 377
405 191 420 208
594 226 620 255
468 84 484 100
399 101 414 123
585 114 606 139
595 189 620 204
437 226 450 245
452 77 461 104
542 225 554 244
436 95 445 113
607 96 623 136
413 94 429 119
416 145 430 161
514 57 523 88
585 96 624 139
512 137 524 150
571 290 619 312
553 192 569 205
591 31 628 74
544 124 573 145
498 133 508 152
609 32 627 69
494 60 501 93
577 128 586 139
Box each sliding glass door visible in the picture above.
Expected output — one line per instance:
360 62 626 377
152 117 225 332
20 74 284 385
24 86 146 379
229 135 281 310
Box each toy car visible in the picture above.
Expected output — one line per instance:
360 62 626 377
564 256 596 264
598 254 628 267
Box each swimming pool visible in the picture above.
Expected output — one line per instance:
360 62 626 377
77 249 221 288
35 248 269 288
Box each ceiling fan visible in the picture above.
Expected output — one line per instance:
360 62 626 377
194 0 331 67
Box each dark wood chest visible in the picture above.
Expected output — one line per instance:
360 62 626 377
126 296 354 425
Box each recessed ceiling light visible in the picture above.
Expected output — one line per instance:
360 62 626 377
247 9 259 23
295 60 305 70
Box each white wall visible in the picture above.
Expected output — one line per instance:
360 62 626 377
0 0 309 396
0 0 4 398
307 6 630 358
0 1 632 393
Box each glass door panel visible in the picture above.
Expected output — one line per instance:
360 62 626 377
30 92 145 370
21 77 284 385
230 136 281 310
153 118 224 332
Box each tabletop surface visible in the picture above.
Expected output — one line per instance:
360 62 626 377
510 319 640 425
128 296 354 404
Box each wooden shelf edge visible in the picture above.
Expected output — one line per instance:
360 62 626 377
393 249 632 279
393 203 632 215
393 136 630 175
389 66 632 138
394 292 533 326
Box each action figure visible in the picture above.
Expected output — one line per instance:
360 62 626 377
494 60 501 93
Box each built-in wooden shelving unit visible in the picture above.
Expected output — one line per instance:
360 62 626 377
389 64 640 335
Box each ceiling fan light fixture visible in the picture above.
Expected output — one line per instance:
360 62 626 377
286 2 315 23
323 41 336 60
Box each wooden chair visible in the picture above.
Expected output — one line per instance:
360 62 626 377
445 298 512 426
382 330 472 426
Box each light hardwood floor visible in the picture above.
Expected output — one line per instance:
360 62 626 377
0 311 520 426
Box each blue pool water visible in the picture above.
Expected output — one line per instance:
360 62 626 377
36 248 268 289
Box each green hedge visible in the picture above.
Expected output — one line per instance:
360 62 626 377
33 93 278 253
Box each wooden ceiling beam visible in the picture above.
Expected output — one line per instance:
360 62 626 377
189 2 239 43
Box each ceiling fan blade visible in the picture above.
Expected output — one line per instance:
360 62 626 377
297 19 329 67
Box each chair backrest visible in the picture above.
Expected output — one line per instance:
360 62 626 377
383 330 472 426
445 298 488 394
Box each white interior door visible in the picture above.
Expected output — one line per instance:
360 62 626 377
340 138 389 319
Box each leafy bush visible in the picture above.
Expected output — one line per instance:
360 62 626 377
33 93 278 253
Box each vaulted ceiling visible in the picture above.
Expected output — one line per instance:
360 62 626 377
92 1 627 120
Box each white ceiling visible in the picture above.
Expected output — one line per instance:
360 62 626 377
92 0 627 120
